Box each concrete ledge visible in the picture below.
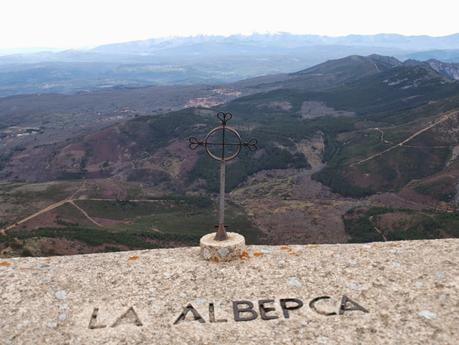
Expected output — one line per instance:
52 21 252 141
1 239 458 344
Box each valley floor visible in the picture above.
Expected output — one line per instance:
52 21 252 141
1 164 457 258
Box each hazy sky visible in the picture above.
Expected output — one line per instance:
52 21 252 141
1 0 458 49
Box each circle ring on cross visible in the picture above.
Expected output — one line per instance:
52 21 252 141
204 125 242 162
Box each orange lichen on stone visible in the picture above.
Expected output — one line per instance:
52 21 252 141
0 261 12 267
211 256 220 263
280 245 300 256
253 251 263 257
128 255 139 261
239 250 250 260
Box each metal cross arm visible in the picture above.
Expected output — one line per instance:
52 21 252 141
188 112 258 241
188 136 257 156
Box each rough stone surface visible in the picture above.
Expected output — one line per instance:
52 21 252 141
0 239 458 345
200 232 246 262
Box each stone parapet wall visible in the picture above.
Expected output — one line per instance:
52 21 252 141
1 239 458 344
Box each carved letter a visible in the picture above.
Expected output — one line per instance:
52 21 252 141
339 295 369 315
173 304 206 325
111 307 143 327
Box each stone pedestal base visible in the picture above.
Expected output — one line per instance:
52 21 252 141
200 232 246 262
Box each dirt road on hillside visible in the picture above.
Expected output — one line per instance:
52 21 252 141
353 111 458 166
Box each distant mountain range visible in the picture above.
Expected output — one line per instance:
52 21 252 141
91 33 459 54
1 33 459 97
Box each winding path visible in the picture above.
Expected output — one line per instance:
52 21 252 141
0 199 71 233
0 181 102 234
352 111 457 166
369 215 387 241
68 200 102 227
0 182 168 234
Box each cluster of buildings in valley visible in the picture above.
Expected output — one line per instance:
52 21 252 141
0 126 43 141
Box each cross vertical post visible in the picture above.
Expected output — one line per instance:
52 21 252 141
216 159 227 240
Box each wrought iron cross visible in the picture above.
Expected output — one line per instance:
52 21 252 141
189 112 257 241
